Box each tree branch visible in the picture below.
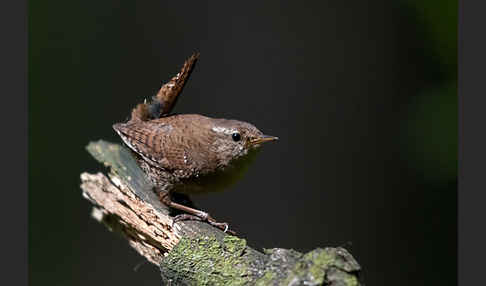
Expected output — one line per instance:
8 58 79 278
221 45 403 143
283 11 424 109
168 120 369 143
80 140 362 285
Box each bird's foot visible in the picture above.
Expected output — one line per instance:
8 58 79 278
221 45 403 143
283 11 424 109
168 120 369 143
160 192 235 235
172 213 235 235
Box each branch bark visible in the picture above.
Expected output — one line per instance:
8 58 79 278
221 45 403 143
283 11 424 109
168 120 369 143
80 140 362 285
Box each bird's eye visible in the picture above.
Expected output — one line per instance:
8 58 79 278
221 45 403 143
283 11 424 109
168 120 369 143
232 132 241 142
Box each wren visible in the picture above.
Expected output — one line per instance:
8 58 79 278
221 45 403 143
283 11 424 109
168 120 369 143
112 53 277 233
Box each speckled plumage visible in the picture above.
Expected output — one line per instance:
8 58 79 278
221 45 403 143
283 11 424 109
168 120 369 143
112 53 277 231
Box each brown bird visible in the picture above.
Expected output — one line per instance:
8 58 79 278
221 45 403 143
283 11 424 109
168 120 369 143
113 53 277 232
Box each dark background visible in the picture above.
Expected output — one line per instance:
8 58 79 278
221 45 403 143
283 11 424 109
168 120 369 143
29 1 457 285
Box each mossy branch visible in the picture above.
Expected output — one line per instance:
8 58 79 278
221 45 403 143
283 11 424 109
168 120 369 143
80 140 362 285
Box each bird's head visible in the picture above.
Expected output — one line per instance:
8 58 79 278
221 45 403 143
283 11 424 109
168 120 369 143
208 118 278 167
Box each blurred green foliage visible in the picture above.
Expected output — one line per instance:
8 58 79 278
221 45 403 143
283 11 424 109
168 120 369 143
408 0 457 76
400 0 457 184
401 84 457 184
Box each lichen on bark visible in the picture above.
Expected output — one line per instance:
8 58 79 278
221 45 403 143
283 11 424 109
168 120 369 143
160 236 256 285
159 235 361 286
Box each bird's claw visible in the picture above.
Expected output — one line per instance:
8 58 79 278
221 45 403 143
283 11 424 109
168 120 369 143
173 214 236 235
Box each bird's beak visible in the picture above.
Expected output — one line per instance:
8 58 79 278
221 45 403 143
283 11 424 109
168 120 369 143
249 135 279 145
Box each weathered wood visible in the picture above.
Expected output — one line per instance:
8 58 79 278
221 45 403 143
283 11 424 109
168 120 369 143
80 140 362 285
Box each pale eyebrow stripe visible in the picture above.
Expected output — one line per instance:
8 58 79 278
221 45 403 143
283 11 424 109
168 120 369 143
211 126 236 135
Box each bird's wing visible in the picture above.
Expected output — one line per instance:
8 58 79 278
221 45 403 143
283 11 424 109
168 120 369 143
113 120 209 173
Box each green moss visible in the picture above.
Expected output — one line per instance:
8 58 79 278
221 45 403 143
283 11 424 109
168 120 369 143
280 249 328 285
254 271 276 286
283 248 360 286
223 235 247 256
304 249 333 284
161 236 360 286
160 236 252 286
344 275 359 286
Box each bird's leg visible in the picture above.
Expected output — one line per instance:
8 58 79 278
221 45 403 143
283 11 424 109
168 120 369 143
159 192 235 234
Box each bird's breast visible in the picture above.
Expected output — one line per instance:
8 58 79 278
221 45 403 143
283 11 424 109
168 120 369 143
171 148 260 195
